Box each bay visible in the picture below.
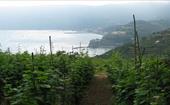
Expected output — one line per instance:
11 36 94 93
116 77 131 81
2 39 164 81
0 30 110 56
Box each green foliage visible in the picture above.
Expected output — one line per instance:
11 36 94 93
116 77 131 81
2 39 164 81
0 51 94 105
107 53 170 105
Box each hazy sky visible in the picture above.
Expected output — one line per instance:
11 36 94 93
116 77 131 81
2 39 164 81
0 0 170 30
0 1 169 7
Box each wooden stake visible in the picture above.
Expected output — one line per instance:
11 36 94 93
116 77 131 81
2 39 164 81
133 14 137 68
133 14 142 69
79 42 81 53
49 36 53 65
31 52 36 90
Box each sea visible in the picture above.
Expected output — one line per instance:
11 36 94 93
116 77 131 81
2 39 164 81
0 30 110 57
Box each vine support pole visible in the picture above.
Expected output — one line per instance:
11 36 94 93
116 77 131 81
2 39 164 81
31 52 36 90
133 14 142 70
49 36 53 66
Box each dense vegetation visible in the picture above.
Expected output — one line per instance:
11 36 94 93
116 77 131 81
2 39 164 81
0 51 94 105
106 53 170 105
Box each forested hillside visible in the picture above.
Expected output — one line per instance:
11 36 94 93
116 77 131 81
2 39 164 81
88 20 170 48
98 28 170 58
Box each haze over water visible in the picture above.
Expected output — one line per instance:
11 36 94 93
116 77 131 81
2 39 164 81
0 30 110 56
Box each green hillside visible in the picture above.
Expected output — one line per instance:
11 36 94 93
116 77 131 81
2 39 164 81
98 28 170 58
88 20 170 48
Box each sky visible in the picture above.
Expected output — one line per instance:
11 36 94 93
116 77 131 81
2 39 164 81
0 0 170 30
0 1 169 7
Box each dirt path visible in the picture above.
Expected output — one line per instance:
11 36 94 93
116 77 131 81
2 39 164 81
81 73 114 105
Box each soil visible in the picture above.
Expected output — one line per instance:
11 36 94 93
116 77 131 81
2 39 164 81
80 73 114 105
